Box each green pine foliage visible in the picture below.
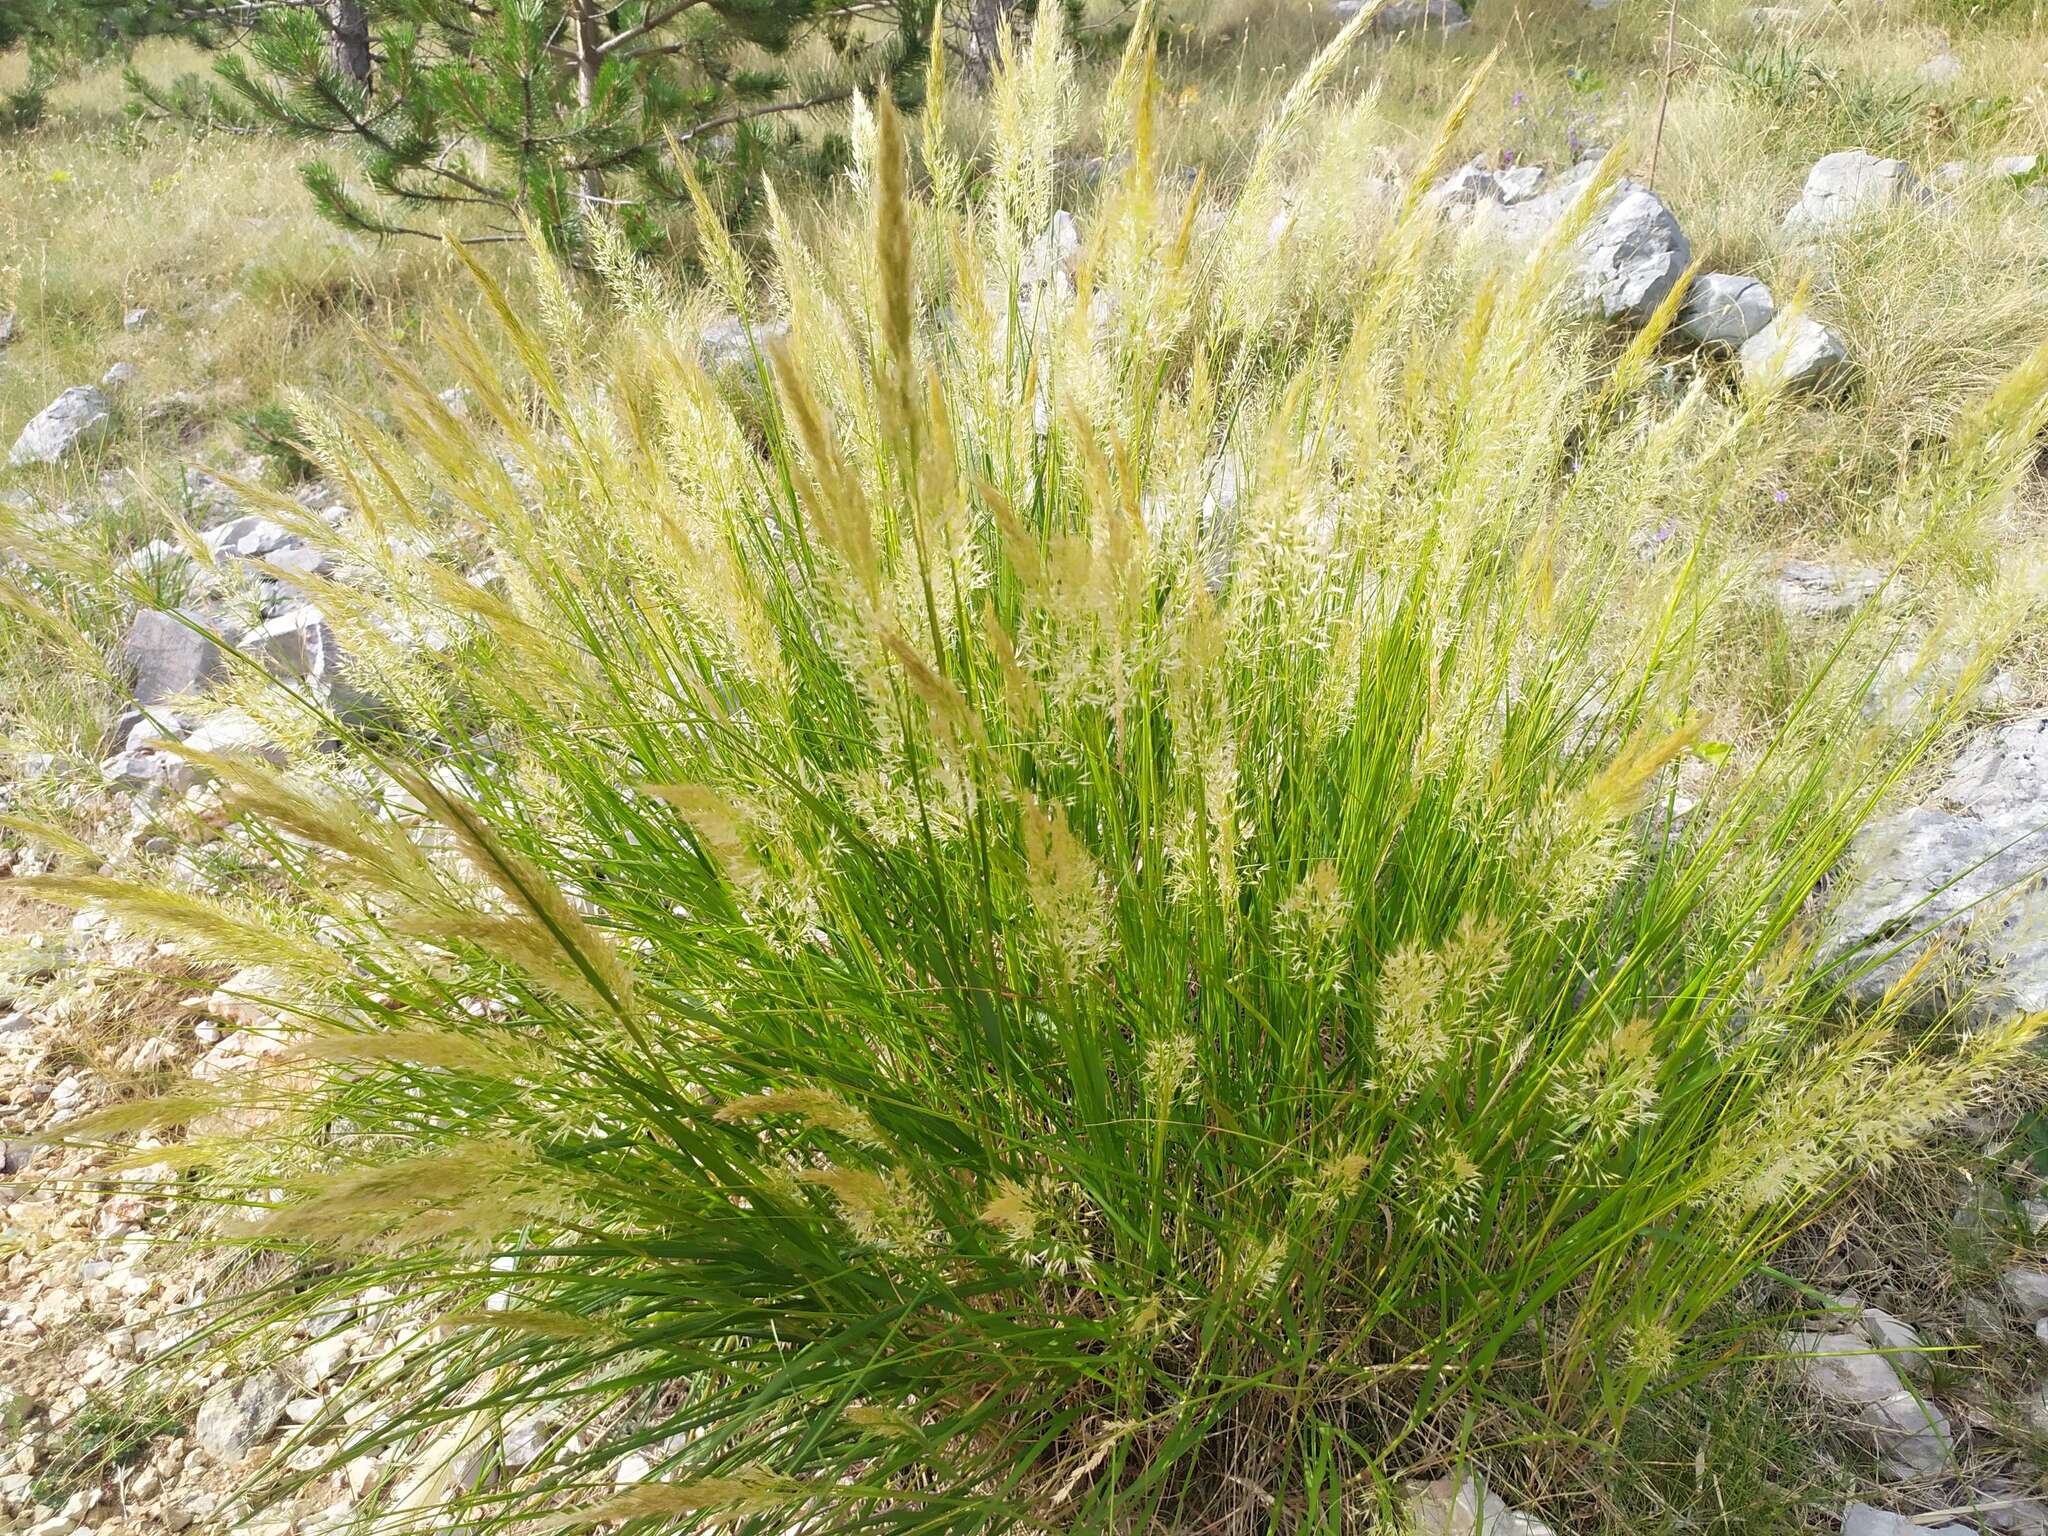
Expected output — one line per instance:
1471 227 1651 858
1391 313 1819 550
1 0 199 131
128 0 930 253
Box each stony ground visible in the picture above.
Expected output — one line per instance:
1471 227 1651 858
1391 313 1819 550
0 881 440 1536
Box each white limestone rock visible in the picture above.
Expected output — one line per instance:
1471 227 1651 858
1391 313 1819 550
8 387 112 468
1677 272 1775 349
1741 314 1852 395
1783 150 1929 237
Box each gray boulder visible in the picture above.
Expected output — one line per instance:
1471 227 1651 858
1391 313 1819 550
1495 164 1547 203
1843 1503 1976 1536
203 514 299 561
252 543 337 617
1784 151 1928 236
1403 1470 1555 1535
1022 210 1082 293
1379 0 1472 29
1771 558 1889 619
698 314 791 375
1741 314 1852 395
100 749 175 790
8 387 113 468
1677 273 1775 349
241 604 379 718
1865 641 2021 726
1829 716 2048 1014
119 538 194 587
194 1369 289 1462
1428 160 1547 217
1785 1330 1955 1477
1858 1307 1932 1382
0 311 15 346
1335 0 1472 26
1427 158 1501 211
1468 164 1691 323
2003 1267 2048 1314
124 609 231 706
124 713 189 754
1919 54 1964 87
101 361 138 389
1969 1476 2048 1536
1574 185 1691 319
168 712 286 789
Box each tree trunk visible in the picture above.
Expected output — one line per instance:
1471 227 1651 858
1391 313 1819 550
570 0 604 211
964 0 1015 84
328 0 372 87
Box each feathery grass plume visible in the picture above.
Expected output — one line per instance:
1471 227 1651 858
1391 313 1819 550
1275 859 1354 982
772 339 881 602
799 1165 937 1256
248 1138 575 1254
717 1087 886 1147
920 10 965 214
1375 939 1450 1082
446 1309 624 1342
19 875 330 978
44 1093 228 1143
1019 797 1114 980
1401 1129 1484 1236
1293 1149 1373 1213
1228 0 1390 241
980 1174 1096 1275
1140 1032 1199 1108
845 1403 922 1439
871 92 917 465
389 766 639 1023
0 814 97 865
83 18 2048 1533
987 3 1076 264
286 1027 541 1080
1551 1016 1663 1154
172 750 440 902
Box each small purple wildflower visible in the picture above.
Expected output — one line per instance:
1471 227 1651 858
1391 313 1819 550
1773 488 1789 505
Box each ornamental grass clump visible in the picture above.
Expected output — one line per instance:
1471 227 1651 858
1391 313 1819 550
33 8 2048 1531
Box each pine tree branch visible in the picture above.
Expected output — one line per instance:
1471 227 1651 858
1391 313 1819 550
597 0 706 57
663 86 854 145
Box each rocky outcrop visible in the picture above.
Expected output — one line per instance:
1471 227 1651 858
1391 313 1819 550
123 610 235 708
1829 715 2048 1014
8 388 113 468
240 604 379 719
1783 151 1929 237
1742 314 1852 395
1458 162 1692 323
1843 1502 1977 1536
1785 1330 1956 1477
1335 0 1473 30
1770 558 1889 618
193 1371 290 1464
1677 272 1775 349
1403 1470 1554 1535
